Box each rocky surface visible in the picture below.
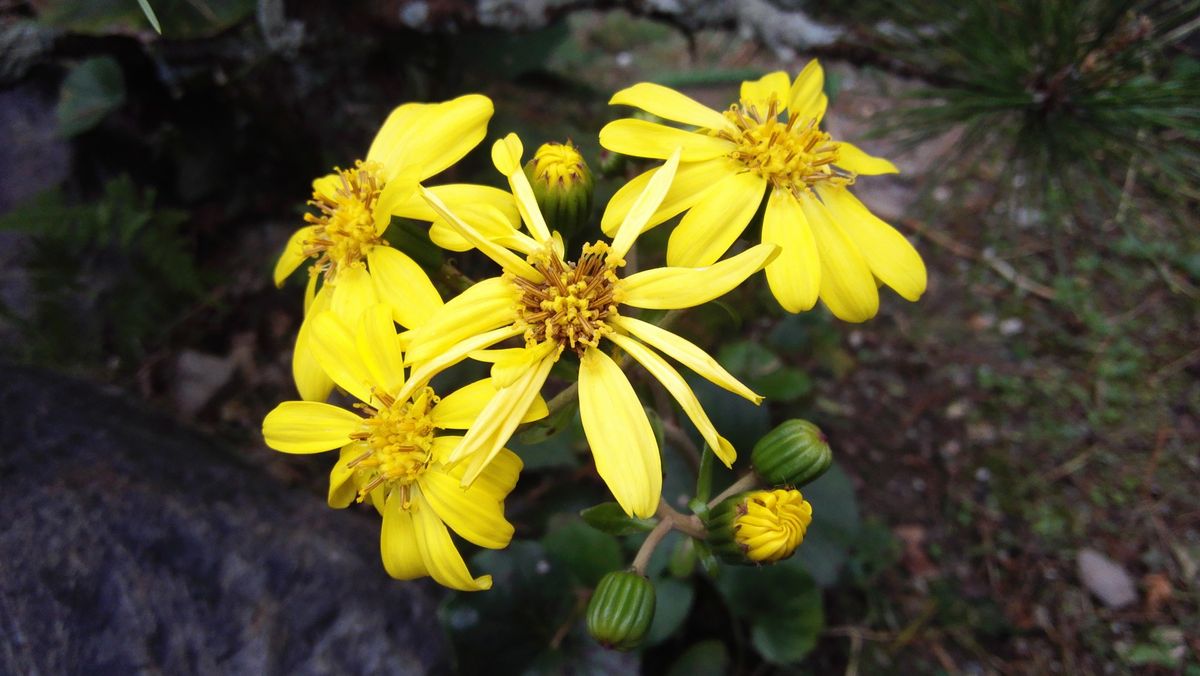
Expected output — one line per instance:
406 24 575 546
0 366 444 674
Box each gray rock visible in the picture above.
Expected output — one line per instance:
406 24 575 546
1077 548 1138 609
0 366 445 674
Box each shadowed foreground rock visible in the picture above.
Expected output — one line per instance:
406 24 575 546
0 367 444 674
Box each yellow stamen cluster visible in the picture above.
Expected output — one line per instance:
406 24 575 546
347 387 439 503
528 141 589 188
510 242 620 355
715 96 852 196
303 160 387 280
734 489 813 563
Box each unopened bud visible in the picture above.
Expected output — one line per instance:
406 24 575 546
705 489 813 565
751 419 832 488
524 140 594 239
586 570 656 650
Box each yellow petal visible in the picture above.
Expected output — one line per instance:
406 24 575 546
419 456 519 549
609 82 732 130
740 71 792 114
309 311 377 404
371 173 417 236
397 325 525 404
404 277 516 365
818 186 925 301
491 134 553 243
429 203 536 255
419 186 543 282
787 59 826 121
608 334 737 467
666 170 766 267
303 268 318 313
579 347 661 518
836 142 899 175
432 379 553 430
411 490 493 591
329 264 378 324
610 314 762 404
599 119 734 162
262 401 361 454
490 132 524 176
380 491 428 580
328 444 362 508
356 303 406 397
762 188 820 312
312 173 340 202
367 246 443 329
453 355 555 480
800 194 879 322
368 95 493 182
392 183 520 224
274 226 316 287
599 157 736 237
619 243 779 310
610 149 680 261
292 284 334 401
490 340 556 389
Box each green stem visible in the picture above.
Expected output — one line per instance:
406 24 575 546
707 473 759 508
631 499 708 575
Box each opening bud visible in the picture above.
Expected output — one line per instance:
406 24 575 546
751 419 832 488
523 140 594 239
705 489 813 565
586 570 656 650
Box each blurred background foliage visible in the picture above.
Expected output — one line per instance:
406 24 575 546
0 0 1197 673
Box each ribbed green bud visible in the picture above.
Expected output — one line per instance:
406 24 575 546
586 571 656 651
523 141 594 240
751 419 832 488
705 489 813 565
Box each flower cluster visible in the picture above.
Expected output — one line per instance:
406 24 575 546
261 61 925 595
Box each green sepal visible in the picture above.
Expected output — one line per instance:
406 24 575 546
586 571 656 651
750 419 832 488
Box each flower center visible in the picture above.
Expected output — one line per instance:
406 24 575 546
510 242 620 356
303 160 387 281
734 489 813 563
346 388 439 502
715 96 853 195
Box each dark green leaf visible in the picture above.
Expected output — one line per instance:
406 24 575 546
542 517 624 587
35 0 255 38
793 463 862 587
57 57 125 137
645 577 694 645
666 640 730 676
716 564 824 665
580 502 656 536
136 0 161 33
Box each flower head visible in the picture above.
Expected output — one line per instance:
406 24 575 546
262 303 547 591
400 133 778 517
273 95 511 401
707 488 813 564
524 140 595 238
599 60 927 322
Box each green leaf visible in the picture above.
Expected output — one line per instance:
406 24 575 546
716 564 824 665
718 340 811 402
57 57 125 137
136 0 161 33
580 502 656 536
645 577 694 645
542 517 624 587
666 640 730 676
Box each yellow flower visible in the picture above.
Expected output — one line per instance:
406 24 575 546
599 60 927 322
708 489 813 564
261 303 548 591
399 133 777 518
273 94 517 401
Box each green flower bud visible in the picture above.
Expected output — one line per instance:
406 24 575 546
523 141 594 239
705 489 813 565
586 570 656 650
751 419 832 488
